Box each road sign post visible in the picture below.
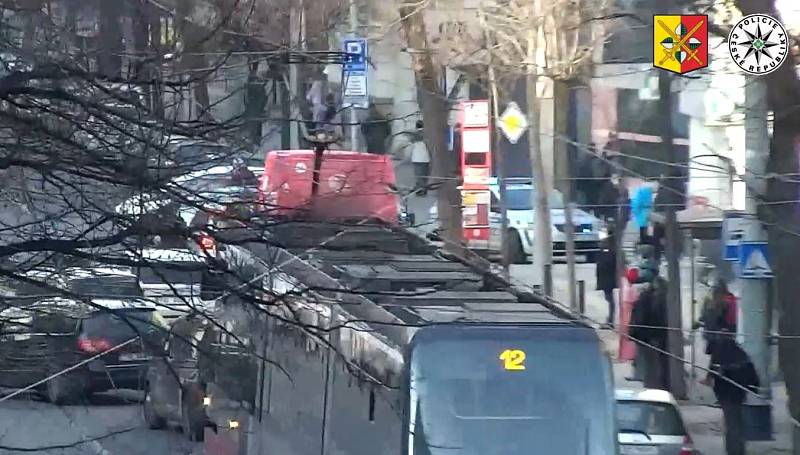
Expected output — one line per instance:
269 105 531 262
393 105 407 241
722 211 747 261
342 39 368 108
498 102 528 144
342 37 368 151
740 77 772 440
737 242 773 279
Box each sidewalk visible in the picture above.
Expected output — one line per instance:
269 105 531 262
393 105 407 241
398 159 796 453
610 352 793 454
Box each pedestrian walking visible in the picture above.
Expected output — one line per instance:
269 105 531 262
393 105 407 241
231 157 258 187
595 233 618 327
590 149 612 187
626 243 659 382
596 173 616 222
632 243 659 284
698 278 738 384
361 104 391 154
711 334 760 455
629 269 669 390
410 120 431 196
606 173 630 236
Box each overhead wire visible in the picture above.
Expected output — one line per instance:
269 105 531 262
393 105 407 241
559 134 800 240
426 224 774 400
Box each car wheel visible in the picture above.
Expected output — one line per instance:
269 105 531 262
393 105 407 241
507 230 528 264
142 390 166 430
181 393 204 442
45 373 85 405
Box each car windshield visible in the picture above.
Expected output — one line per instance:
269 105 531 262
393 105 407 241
69 276 144 298
504 188 565 210
408 327 616 455
139 265 203 286
617 401 686 436
81 309 159 342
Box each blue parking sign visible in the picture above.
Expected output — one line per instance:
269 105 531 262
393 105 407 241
343 38 367 72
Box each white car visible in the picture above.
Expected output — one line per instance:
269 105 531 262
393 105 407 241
115 165 262 222
430 179 607 263
616 388 697 455
63 266 145 299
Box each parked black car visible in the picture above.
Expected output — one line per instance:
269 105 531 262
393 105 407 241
0 297 168 404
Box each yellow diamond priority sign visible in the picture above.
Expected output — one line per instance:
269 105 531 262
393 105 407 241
498 102 528 144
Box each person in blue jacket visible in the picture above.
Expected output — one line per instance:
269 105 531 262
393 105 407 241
631 182 654 243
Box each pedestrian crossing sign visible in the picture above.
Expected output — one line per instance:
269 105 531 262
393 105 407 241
737 242 773 279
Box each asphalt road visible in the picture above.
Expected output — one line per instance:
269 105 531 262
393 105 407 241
0 391 199 455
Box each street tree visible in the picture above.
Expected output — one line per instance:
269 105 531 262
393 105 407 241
397 0 464 252
428 0 607 285
730 0 800 444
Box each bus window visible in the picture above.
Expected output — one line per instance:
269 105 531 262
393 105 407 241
407 326 616 455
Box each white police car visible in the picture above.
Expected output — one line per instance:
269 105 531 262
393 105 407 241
430 178 607 263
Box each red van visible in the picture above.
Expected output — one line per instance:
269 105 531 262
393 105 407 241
258 150 400 224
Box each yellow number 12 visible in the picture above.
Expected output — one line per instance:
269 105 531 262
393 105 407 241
499 349 526 370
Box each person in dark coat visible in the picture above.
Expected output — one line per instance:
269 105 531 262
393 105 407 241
605 173 630 237
595 234 618 327
361 104 391 154
698 279 738 384
711 334 760 455
231 157 258 187
629 273 669 390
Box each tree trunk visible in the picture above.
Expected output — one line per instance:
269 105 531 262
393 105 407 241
176 0 214 122
398 1 462 250
130 0 149 81
97 0 123 79
244 58 267 147
735 0 800 440
658 71 686 399
148 7 164 117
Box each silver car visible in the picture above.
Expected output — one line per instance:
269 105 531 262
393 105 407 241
616 388 697 455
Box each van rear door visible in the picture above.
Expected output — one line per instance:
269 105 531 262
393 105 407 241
314 153 398 223
261 151 399 223
260 151 315 216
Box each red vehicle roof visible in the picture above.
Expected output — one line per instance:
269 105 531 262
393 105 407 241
259 150 399 224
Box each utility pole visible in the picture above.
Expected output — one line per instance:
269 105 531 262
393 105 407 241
288 0 305 149
741 76 772 412
564 186 577 311
525 25 553 290
658 71 686 399
484 21 510 280
347 0 360 151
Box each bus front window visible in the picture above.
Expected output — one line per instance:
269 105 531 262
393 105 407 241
407 328 616 455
